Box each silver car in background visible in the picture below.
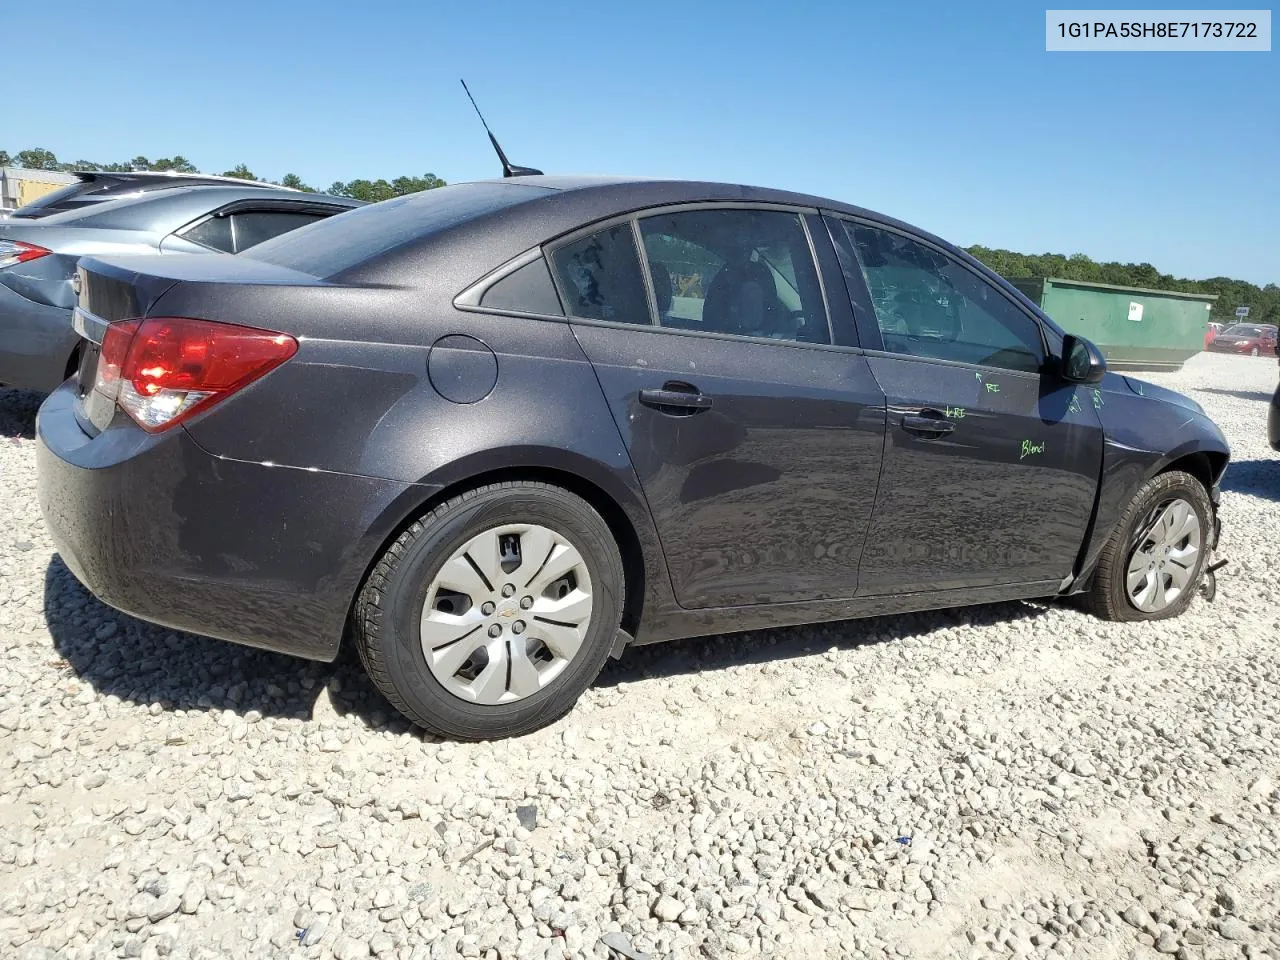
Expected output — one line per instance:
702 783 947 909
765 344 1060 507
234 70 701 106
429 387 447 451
5 170 298 221
0 185 362 392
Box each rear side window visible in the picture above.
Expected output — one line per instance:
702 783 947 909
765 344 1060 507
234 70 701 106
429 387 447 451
231 210 329 252
549 224 651 324
242 182 554 278
479 257 564 316
639 209 829 343
181 216 235 252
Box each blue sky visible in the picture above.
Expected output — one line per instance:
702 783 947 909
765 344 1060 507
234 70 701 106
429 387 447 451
7 0 1276 284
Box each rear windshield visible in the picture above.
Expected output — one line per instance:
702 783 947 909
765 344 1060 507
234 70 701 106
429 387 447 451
11 179 99 217
241 181 555 278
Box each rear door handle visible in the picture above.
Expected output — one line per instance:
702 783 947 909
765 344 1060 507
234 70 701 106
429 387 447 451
901 411 955 437
639 384 713 413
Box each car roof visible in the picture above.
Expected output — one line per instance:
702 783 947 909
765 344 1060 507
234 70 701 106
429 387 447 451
463 174 947 250
473 174 883 216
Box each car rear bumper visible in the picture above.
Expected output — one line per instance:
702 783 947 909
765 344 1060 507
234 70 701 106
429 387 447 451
0 283 78 392
1269 383 1280 452
36 382 420 661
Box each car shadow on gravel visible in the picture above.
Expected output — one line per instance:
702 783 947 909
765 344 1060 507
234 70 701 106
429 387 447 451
1194 386 1276 403
42 556 410 734
0 388 41 439
596 600 1051 687
1223 458 1280 501
46 542 1055 734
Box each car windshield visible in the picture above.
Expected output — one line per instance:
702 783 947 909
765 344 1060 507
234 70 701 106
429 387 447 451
1222 324 1270 336
241 181 554 279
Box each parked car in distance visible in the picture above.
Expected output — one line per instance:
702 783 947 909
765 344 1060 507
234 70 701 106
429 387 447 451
36 176 1230 741
1206 322 1278 357
1 185 362 392
1204 320 1223 350
7 170 294 221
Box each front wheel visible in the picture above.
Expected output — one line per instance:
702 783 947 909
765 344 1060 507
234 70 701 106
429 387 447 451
1251 346 1261 357
354 481 625 740
1084 470 1212 622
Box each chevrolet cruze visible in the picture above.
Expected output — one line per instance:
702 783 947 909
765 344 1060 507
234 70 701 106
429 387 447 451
36 176 1229 740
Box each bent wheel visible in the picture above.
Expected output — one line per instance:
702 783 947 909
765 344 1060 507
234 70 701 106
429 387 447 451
1085 470 1212 622
1123 498 1202 613
355 481 625 740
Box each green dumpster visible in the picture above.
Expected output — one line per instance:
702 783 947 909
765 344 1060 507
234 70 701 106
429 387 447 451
1008 277 1217 372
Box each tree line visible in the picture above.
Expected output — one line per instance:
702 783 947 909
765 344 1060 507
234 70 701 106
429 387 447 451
0 147 445 204
966 246 1277 324
3 146 1273 320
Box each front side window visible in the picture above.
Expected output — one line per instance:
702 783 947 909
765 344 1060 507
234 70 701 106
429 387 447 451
639 209 829 344
549 223 650 324
842 221 1045 372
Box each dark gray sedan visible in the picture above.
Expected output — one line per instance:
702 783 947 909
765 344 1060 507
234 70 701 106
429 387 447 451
0 185 361 392
36 176 1230 741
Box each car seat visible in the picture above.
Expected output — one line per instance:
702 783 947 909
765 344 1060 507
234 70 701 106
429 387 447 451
701 256 787 338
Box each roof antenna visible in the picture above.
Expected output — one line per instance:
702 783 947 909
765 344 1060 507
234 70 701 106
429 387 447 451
460 79 543 178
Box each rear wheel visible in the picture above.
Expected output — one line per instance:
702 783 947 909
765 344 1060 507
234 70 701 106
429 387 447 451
354 481 625 740
1084 470 1211 622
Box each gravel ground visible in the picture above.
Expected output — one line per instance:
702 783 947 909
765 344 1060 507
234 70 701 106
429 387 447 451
2 351 1278 960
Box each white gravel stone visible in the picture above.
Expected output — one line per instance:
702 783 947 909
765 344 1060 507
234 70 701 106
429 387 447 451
652 895 683 922
3 353 1280 959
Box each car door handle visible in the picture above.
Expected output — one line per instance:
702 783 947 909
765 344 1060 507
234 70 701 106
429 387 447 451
901 412 955 437
639 385 713 412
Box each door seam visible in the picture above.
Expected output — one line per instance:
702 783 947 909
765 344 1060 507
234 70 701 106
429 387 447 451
565 321 687 609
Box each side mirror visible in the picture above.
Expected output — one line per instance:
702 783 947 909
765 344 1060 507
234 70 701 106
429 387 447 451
1061 334 1107 384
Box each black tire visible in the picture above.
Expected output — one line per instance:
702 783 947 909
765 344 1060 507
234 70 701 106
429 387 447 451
1084 470 1212 622
354 481 625 740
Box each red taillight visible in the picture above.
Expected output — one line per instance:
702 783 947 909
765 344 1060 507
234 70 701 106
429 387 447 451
92 317 297 432
97 319 140 391
0 240 52 269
